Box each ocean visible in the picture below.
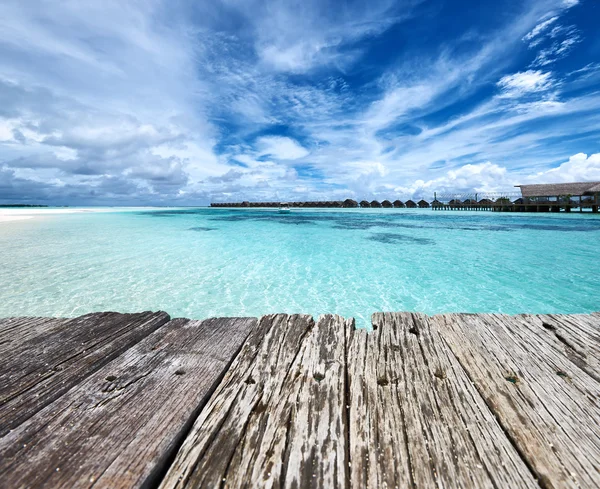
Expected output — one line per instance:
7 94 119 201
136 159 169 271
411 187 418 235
1 207 599 328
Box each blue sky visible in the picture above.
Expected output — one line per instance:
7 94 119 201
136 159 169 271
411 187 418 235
1 0 599 205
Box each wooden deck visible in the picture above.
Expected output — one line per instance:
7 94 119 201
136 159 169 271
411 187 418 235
1 311 600 488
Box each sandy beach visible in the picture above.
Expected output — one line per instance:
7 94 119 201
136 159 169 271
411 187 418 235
0 207 175 223
0 208 109 223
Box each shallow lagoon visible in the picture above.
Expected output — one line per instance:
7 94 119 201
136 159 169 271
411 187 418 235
1 208 599 328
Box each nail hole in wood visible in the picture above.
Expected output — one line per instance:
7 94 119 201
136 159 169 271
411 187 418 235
505 374 519 384
542 322 556 331
245 376 256 384
409 326 419 336
174 369 185 376
377 377 389 386
556 370 570 379
313 373 325 382
105 375 117 382
372 323 378 330
434 368 446 380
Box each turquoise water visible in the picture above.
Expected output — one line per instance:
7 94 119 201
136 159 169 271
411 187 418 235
1 208 599 328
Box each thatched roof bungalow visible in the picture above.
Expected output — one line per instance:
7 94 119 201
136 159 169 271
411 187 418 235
448 199 462 206
370 200 382 208
381 200 393 208
418 199 430 208
393 200 405 208
516 182 600 198
405 199 417 208
478 198 493 205
360 200 371 208
343 199 358 208
431 199 442 207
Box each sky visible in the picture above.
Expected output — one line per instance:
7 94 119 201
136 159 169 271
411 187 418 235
1 0 599 205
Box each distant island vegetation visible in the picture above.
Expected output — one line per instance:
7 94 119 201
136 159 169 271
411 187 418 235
0 204 49 208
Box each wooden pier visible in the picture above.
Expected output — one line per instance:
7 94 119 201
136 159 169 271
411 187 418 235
2 310 600 488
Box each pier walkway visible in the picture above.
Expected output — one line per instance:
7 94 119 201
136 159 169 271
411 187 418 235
1 310 600 488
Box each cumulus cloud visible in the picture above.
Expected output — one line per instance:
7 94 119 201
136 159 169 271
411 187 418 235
525 153 600 183
392 162 512 198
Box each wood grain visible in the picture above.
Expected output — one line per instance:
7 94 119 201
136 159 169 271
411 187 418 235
529 313 600 382
435 313 600 489
160 314 351 489
0 317 68 355
0 311 170 435
0 316 256 489
348 312 539 489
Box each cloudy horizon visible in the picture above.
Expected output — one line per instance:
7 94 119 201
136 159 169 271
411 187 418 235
1 0 599 205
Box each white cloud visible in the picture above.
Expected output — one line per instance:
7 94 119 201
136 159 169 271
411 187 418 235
237 0 408 73
0 120 16 141
497 70 554 97
255 136 309 160
523 17 559 46
393 162 512 197
526 153 600 183
0 0 597 205
532 33 581 66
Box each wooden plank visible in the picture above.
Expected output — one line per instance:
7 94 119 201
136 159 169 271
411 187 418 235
435 313 600 489
159 314 350 489
0 311 170 435
347 312 538 489
0 317 69 355
530 313 600 381
0 316 256 489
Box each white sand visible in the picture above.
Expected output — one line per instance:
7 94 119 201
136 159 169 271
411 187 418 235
0 207 113 223
0 207 178 223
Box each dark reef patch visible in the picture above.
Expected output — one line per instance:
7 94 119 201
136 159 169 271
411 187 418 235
367 233 435 245
188 226 217 232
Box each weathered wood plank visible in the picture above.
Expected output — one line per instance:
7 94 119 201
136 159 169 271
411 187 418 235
532 314 600 380
0 317 69 355
0 311 170 435
348 312 539 489
0 316 256 489
435 313 600 489
159 314 350 489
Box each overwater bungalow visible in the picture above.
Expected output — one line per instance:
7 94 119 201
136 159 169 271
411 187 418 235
448 199 462 206
405 199 417 208
516 182 600 208
431 199 442 207
418 199 430 208
381 200 393 208
478 198 493 205
393 200 405 208
463 199 476 205
370 200 382 208
360 200 371 208
343 199 358 208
